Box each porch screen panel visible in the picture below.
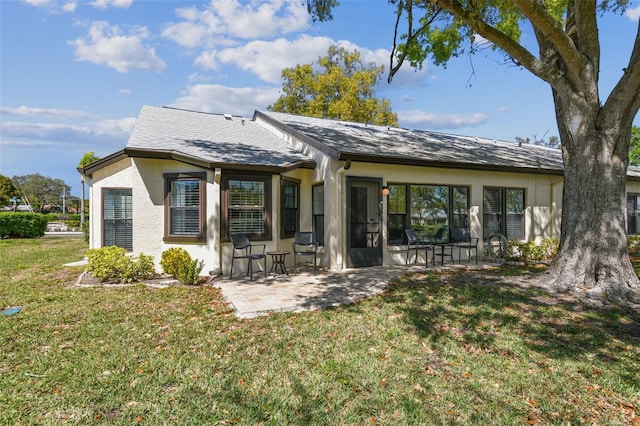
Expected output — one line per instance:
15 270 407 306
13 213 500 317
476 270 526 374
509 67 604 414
452 187 469 228
312 184 325 245
281 181 299 237
228 180 265 235
411 185 448 239
103 188 132 250
387 184 406 244
628 194 640 235
483 188 502 239
170 180 200 235
505 189 525 239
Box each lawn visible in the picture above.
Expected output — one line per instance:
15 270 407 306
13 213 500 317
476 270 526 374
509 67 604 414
1 237 639 425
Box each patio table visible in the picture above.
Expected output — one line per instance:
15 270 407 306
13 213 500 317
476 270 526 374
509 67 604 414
433 243 454 265
267 251 290 276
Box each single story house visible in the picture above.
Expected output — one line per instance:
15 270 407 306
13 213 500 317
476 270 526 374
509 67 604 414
80 105 640 276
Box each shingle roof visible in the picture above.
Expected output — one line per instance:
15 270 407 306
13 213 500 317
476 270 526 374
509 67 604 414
124 105 315 171
256 110 568 175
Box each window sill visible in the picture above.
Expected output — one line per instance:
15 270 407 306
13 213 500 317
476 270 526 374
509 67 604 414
163 236 206 244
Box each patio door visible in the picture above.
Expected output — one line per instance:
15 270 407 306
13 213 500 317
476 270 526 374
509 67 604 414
346 177 382 267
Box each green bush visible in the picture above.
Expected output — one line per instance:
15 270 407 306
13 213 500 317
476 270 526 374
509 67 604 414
160 247 204 284
506 238 559 262
176 258 204 285
628 235 640 255
0 212 48 238
82 220 90 243
160 248 193 276
86 246 156 283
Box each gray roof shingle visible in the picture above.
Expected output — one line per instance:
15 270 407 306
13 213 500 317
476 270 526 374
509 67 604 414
256 110 567 174
125 105 314 170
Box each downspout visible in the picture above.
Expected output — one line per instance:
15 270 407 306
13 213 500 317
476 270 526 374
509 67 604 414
335 159 352 270
550 178 563 240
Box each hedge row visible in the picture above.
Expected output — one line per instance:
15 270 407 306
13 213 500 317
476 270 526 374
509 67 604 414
0 212 48 238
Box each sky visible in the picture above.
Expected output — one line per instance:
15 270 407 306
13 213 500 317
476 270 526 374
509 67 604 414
1 0 639 198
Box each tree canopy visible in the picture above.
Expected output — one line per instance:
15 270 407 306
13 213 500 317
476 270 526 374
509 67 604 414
308 1 640 302
269 45 399 126
629 126 640 166
12 173 70 212
0 175 20 208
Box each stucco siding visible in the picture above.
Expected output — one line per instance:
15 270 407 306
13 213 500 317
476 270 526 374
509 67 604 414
89 158 132 249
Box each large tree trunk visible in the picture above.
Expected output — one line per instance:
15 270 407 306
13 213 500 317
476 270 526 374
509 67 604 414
542 98 640 304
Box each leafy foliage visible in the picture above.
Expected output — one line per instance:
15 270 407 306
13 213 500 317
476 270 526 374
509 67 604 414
629 126 640 166
506 238 559 262
11 173 70 212
160 247 192 277
176 258 204 285
0 175 20 207
0 212 48 238
160 247 204 285
269 45 398 126
86 246 155 283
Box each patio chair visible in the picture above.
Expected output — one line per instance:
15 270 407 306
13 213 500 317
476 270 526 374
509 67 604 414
405 229 433 266
291 231 319 273
451 227 479 264
229 233 267 280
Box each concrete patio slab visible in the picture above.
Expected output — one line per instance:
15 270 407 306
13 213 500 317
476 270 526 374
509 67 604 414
211 262 496 319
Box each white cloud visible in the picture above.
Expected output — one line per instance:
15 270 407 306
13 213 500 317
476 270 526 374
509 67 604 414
69 21 166 73
398 110 490 129
625 6 640 21
62 2 77 12
169 84 280 116
210 35 335 84
0 106 88 118
118 89 132 95
0 117 134 145
89 0 133 8
162 0 309 48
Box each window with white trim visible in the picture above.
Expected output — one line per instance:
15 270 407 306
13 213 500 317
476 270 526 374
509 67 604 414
483 187 525 240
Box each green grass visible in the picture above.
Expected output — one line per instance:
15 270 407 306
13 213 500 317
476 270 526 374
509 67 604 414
1 237 639 425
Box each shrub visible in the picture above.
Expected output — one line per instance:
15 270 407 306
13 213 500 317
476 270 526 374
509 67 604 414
160 248 192 277
0 212 48 238
176 258 204 285
86 246 156 283
82 220 90 243
160 247 204 285
506 238 559 262
628 235 640 256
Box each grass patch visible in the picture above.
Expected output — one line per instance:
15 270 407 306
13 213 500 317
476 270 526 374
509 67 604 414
1 237 639 424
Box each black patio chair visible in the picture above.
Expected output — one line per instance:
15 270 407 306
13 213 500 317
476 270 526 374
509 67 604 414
229 233 266 280
291 231 319 273
451 227 479 264
405 229 433 266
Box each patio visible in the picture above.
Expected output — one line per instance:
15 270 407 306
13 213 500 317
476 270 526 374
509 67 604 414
211 261 497 319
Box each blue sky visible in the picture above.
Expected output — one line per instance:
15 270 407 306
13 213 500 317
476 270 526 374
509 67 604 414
1 0 639 197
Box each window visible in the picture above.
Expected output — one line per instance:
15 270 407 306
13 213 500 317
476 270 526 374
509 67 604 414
223 173 271 240
483 187 525 240
164 172 206 242
312 184 325 245
387 184 470 245
281 178 300 238
627 194 640 235
103 188 132 250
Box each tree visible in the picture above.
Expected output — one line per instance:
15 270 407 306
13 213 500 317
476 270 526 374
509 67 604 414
309 1 640 302
515 133 561 149
0 175 20 208
629 126 640 166
269 45 399 126
78 152 100 227
12 174 70 212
